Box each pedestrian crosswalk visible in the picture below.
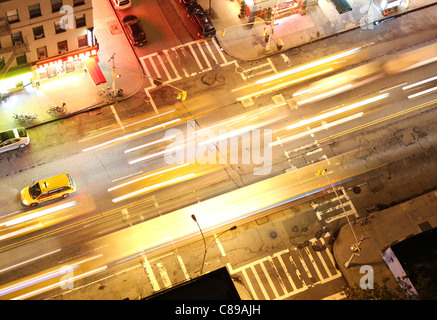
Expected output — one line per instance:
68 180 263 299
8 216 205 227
311 186 359 223
139 231 341 300
142 251 191 293
139 38 233 90
227 233 342 300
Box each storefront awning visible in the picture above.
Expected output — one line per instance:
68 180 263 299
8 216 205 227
331 0 352 14
83 57 107 86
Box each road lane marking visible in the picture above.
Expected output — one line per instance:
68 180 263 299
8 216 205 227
142 256 160 291
242 268 259 299
214 236 227 256
188 42 203 70
164 49 181 79
110 104 124 130
322 291 346 300
259 260 280 298
111 171 143 182
379 82 407 93
156 54 171 81
157 262 171 288
0 249 61 274
177 255 190 280
197 41 211 69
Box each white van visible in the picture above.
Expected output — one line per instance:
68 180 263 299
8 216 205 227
111 0 132 10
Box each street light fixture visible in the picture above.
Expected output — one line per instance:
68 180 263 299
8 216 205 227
191 214 237 275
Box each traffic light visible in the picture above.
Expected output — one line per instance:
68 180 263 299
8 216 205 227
115 73 121 78
315 169 327 176
263 27 268 37
221 30 225 37
264 34 270 43
177 90 187 101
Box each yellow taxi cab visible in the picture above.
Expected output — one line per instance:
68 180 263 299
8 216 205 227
21 173 76 207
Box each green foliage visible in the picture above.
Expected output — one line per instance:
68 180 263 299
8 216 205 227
343 277 419 300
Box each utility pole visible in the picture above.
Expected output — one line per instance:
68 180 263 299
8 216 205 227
191 214 237 276
316 169 365 268
109 53 116 100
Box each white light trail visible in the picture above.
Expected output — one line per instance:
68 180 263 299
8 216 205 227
255 47 360 85
1 201 77 228
271 113 364 146
402 75 437 90
296 84 353 105
0 249 61 274
292 76 348 97
407 86 437 99
82 118 181 152
284 93 389 131
236 69 334 101
111 173 196 203
124 134 176 154
108 163 190 192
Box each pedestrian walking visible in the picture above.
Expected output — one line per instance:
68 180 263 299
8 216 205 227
277 38 284 50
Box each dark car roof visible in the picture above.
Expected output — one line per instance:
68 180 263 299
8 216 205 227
122 15 146 41
196 12 214 31
188 3 215 33
123 15 138 23
187 3 204 14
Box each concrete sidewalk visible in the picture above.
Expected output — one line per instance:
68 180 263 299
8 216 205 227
0 0 144 132
333 190 437 295
206 0 437 60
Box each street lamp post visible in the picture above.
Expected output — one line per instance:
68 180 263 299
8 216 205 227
316 169 364 268
191 214 237 275
109 53 116 101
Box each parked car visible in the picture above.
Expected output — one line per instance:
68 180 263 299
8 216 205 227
0 128 29 154
111 0 132 10
21 173 76 207
186 3 216 38
122 15 147 46
179 0 197 5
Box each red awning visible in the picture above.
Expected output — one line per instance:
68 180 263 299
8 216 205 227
84 57 107 86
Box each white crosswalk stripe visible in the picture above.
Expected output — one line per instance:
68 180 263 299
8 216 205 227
311 186 359 223
139 38 232 90
142 252 190 293
238 58 278 81
227 233 342 300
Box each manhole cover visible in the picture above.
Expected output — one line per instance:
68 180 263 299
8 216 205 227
352 186 361 194
235 66 244 74
269 231 278 239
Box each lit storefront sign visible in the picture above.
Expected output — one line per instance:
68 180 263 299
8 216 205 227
238 0 304 21
380 0 402 9
36 46 99 82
